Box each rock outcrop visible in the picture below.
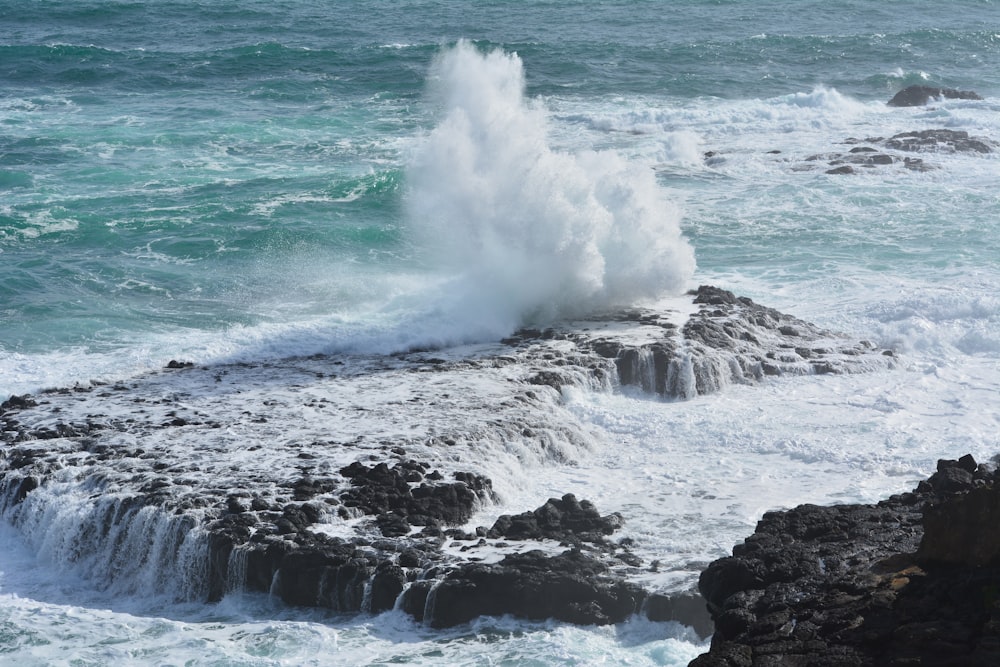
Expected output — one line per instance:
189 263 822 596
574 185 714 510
691 455 1000 666
802 129 994 175
887 85 983 107
705 124 995 176
414 549 646 628
0 287 894 632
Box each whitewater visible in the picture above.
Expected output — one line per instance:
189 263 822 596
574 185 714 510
2 1 1000 664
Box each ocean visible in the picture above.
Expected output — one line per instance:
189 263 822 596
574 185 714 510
1 0 999 664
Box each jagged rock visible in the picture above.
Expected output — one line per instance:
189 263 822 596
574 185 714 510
488 493 624 545
887 85 983 107
339 461 493 535
691 457 1000 666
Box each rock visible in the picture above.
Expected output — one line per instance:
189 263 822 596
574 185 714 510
887 85 983 107
422 549 645 628
0 394 37 414
339 461 494 535
488 493 625 545
884 129 993 154
788 127 992 174
692 456 1000 666
645 590 715 638
571 285 895 401
917 480 1000 568
369 562 407 613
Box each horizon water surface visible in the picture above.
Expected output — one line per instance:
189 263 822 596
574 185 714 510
2 1 1000 665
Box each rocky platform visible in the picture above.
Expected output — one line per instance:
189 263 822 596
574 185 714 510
0 286 894 632
691 455 1000 666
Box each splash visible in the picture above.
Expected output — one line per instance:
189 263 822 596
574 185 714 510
405 40 695 343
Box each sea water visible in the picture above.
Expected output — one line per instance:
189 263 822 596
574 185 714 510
1 1 999 664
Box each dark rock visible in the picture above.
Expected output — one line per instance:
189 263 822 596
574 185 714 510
645 590 715 638
487 493 624 545
291 477 337 501
884 129 993 154
370 562 406 613
400 579 434 621
527 370 570 389
0 394 37 414
826 165 855 175
425 549 645 628
887 85 983 107
399 549 423 569
339 461 493 535
790 127 991 174
13 475 39 503
226 495 249 514
165 360 194 369
692 455 1000 666
693 286 738 306
919 482 1000 567
608 285 895 399
376 512 411 537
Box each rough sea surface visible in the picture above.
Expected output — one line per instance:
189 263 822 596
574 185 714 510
1 1 999 665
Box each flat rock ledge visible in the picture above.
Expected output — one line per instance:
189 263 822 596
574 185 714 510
0 287 892 633
691 455 1000 667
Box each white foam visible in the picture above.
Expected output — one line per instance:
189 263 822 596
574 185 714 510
403 41 696 344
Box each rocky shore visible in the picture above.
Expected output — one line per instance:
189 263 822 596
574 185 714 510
702 86 993 176
0 286 894 632
691 455 1000 666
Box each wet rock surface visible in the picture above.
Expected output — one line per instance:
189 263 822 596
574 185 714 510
0 287 893 631
691 456 1000 666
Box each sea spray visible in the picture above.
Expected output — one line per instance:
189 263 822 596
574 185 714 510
404 41 696 343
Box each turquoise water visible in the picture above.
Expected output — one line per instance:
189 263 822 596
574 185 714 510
2 1 1000 665
3 0 998 365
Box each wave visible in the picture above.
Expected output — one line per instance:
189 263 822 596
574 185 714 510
402 41 696 345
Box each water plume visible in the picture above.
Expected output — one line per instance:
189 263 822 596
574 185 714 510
405 40 695 343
